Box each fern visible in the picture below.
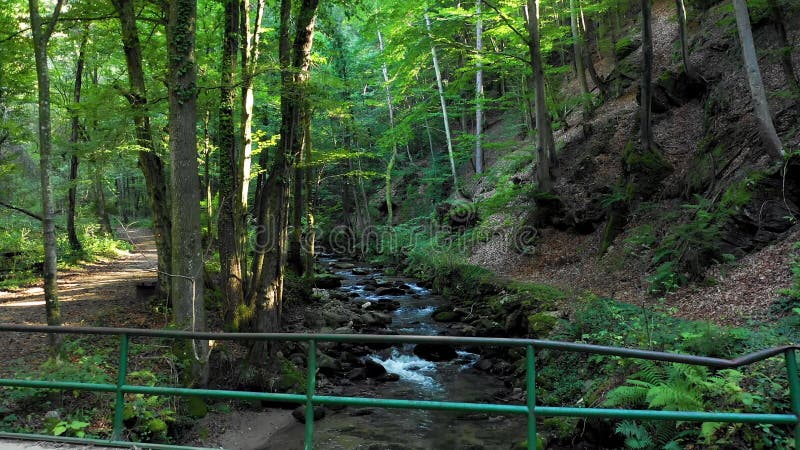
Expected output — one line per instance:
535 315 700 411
616 421 654 449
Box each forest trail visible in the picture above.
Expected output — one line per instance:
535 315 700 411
0 228 168 376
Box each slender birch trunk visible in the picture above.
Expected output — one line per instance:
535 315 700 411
425 14 460 194
475 0 484 175
377 30 398 226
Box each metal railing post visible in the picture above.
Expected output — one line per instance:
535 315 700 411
111 333 129 441
526 345 536 450
785 349 800 449
305 339 317 450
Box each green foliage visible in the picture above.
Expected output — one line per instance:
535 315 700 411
47 419 90 438
623 225 656 256
605 361 760 448
124 370 176 442
647 195 740 294
774 242 800 314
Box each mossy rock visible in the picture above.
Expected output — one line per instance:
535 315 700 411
186 397 208 418
313 274 342 289
147 418 168 433
432 310 462 322
277 359 306 391
542 417 578 440
511 436 545 450
615 36 640 59
527 312 558 337
622 140 673 200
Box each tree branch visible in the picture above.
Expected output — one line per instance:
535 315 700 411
482 0 528 43
0 201 44 222
44 0 66 42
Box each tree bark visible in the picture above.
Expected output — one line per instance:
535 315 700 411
112 0 173 300
425 14 460 195
475 0 484 175
570 0 590 110
525 0 557 193
28 0 63 354
582 16 608 99
675 0 692 76
732 0 784 158
239 0 266 281
769 0 800 109
67 31 87 253
218 0 245 329
640 0 654 153
377 29 398 226
250 0 319 362
166 0 208 385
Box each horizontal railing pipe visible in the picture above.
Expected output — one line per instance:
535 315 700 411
0 323 797 450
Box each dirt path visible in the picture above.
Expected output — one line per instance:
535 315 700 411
0 228 168 375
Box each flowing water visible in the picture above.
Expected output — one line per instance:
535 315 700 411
262 260 526 449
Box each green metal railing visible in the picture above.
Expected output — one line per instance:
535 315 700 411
0 324 798 449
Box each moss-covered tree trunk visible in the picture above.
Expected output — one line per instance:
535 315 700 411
166 0 208 386
218 0 245 329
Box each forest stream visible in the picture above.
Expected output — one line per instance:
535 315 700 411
262 258 527 449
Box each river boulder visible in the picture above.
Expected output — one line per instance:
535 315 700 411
375 286 406 296
292 405 326 423
413 343 458 362
364 359 388 378
313 274 343 289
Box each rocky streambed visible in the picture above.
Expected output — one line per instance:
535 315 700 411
261 258 528 449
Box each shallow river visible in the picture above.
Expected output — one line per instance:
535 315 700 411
262 260 526 449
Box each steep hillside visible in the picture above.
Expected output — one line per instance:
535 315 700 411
463 0 800 325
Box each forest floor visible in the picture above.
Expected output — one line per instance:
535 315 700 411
0 229 293 449
0 227 166 377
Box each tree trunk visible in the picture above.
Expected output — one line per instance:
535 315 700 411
67 32 87 253
302 125 315 277
112 0 173 300
377 29 399 226
92 164 113 235
425 14 460 195
166 0 208 386
675 0 692 76
640 0 654 153
218 0 245 329
769 0 800 109
28 0 63 354
525 0 557 193
475 0 484 175
239 0 266 283
250 0 319 363
582 16 608 99
570 0 590 111
732 0 784 158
